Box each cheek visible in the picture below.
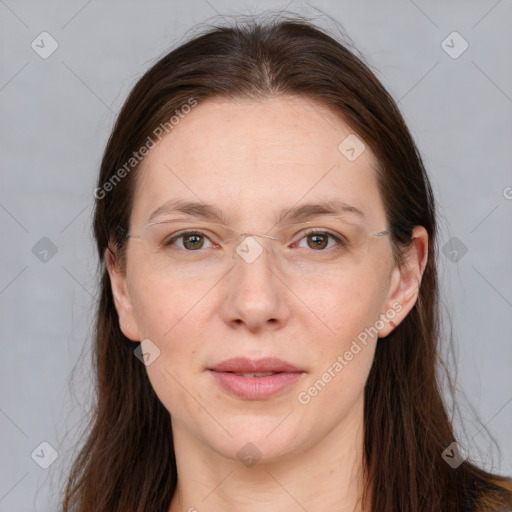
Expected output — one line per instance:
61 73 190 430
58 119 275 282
311 262 392 388
128 265 211 339
291 269 388 345
295 277 381 415
128 274 209 420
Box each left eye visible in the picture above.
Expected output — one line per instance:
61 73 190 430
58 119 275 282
165 231 215 250
295 231 345 251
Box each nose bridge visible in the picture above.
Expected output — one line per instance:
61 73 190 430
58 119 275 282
231 232 279 267
220 232 289 331
231 233 281 272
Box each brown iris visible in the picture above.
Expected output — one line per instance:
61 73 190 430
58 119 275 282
307 233 328 250
183 233 205 250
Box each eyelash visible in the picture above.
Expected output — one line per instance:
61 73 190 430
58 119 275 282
163 228 348 252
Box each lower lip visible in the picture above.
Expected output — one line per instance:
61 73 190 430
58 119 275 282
209 370 304 399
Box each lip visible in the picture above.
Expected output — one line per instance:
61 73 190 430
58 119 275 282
210 357 303 373
208 357 305 400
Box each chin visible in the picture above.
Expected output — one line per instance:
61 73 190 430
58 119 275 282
203 418 306 465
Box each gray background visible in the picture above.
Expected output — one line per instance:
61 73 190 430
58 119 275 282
1 1 511 510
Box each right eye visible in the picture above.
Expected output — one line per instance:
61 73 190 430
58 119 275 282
164 230 215 251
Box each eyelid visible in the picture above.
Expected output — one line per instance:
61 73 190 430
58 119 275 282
294 226 347 241
147 221 237 239
145 219 356 231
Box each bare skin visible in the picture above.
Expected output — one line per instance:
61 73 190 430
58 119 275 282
107 95 428 512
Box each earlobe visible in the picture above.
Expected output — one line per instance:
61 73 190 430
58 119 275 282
105 244 140 342
378 226 429 338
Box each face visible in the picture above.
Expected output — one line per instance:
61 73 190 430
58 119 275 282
108 95 426 464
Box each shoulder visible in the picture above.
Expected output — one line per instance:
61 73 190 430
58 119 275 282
472 476 512 512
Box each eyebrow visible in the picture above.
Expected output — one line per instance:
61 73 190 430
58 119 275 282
148 199 229 224
147 199 366 225
279 200 366 223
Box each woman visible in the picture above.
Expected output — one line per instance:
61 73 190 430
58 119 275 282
62 14 512 512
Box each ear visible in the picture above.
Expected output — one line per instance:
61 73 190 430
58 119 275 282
378 225 429 338
105 242 141 342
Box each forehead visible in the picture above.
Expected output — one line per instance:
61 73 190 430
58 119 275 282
131 95 385 227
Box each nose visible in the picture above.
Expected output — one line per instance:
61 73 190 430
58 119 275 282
219 238 291 333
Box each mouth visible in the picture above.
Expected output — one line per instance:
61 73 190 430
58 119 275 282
229 371 280 378
209 356 303 374
208 357 305 399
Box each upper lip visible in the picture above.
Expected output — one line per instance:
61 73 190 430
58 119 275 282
209 357 303 373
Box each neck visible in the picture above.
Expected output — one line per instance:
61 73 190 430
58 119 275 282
168 398 369 512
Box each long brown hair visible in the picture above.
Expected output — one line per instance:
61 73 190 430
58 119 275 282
62 13 512 512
